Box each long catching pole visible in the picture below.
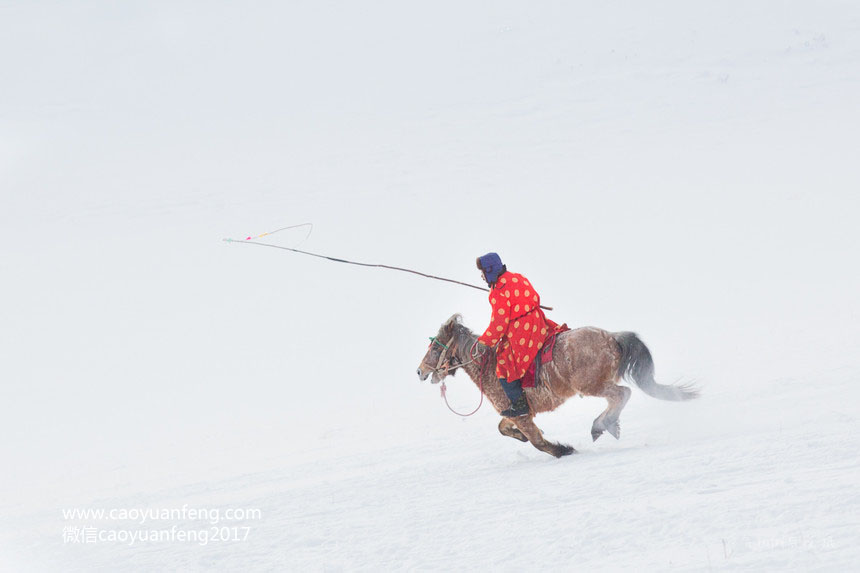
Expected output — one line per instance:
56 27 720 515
223 225 553 310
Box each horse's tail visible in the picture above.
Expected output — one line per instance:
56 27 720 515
613 332 699 401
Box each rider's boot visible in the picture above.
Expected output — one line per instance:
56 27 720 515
499 378 530 417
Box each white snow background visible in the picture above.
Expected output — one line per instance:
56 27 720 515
2 1 859 570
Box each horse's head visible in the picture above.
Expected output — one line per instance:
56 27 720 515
417 314 465 384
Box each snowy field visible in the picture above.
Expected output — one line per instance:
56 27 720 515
2 1 859 570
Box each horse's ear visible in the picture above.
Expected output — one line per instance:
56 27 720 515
449 315 462 336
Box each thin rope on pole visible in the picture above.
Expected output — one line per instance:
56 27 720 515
242 222 314 243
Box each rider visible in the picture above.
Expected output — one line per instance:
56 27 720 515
475 252 556 417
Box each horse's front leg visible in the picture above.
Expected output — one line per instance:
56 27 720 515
498 418 528 442
511 416 575 458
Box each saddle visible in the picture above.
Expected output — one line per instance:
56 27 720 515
522 323 569 388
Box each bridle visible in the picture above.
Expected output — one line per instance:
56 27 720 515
427 334 485 380
425 333 490 417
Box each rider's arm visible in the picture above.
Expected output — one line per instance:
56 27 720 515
477 292 512 347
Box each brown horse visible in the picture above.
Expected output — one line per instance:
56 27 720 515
417 314 699 458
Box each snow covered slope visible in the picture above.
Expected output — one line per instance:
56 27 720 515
6 368 858 570
1 1 858 570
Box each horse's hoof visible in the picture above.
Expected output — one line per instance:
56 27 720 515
606 421 621 440
553 444 576 457
591 428 604 442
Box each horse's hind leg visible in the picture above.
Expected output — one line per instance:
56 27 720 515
591 384 632 441
498 418 528 442
512 416 575 458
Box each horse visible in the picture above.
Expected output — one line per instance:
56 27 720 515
416 314 699 458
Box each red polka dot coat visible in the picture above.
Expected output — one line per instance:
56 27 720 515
477 271 559 382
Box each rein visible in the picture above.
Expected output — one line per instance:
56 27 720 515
428 335 490 417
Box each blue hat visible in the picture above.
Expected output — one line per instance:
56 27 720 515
476 252 506 285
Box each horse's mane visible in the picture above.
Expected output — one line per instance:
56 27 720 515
438 314 496 372
437 314 470 351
